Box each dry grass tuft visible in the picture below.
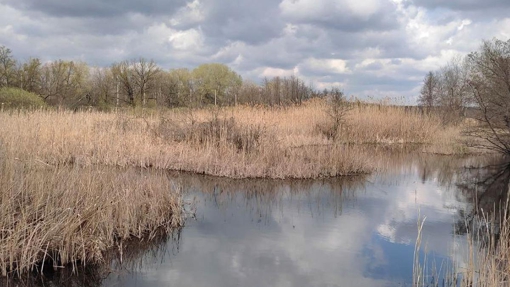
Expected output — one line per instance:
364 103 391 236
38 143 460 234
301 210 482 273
158 113 264 153
458 203 510 287
0 145 183 277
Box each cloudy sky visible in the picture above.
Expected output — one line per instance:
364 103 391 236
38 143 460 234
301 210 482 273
1 0 509 103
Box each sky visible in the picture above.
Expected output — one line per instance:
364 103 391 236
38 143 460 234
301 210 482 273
0 0 509 103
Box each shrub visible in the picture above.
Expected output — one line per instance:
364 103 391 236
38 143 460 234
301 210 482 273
316 89 351 141
0 87 46 109
192 117 263 152
157 114 264 153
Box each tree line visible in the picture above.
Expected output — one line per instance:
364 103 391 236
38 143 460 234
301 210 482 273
0 46 332 110
418 38 510 154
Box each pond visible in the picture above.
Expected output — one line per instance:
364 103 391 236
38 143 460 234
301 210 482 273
10 152 500 287
101 153 483 287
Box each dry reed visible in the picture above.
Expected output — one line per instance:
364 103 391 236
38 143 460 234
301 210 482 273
0 99 464 179
414 187 510 287
0 143 183 277
458 200 510 287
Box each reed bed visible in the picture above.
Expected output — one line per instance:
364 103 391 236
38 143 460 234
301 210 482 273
464 211 510 287
345 104 442 144
0 145 183 277
0 99 463 179
451 205 510 287
205 100 452 147
414 189 510 287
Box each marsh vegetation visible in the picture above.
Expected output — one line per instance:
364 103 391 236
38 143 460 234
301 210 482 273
0 99 467 179
0 150 183 278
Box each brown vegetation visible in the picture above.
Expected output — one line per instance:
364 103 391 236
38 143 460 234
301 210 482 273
0 143 183 277
0 97 468 278
0 99 464 180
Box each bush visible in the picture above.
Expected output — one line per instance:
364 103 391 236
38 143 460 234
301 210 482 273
192 117 263 152
316 89 351 141
157 114 264 153
0 87 46 109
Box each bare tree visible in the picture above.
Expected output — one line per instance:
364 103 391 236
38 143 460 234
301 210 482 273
111 61 136 106
436 57 470 124
466 38 510 154
259 76 312 107
133 58 159 106
322 87 351 141
89 67 115 108
40 60 89 107
237 80 263 106
168 68 195 107
418 71 440 113
17 58 42 94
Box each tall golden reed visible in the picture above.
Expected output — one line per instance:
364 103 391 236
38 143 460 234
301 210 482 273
0 99 461 179
0 143 183 277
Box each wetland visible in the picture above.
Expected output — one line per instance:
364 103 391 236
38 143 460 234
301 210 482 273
5 151 504 287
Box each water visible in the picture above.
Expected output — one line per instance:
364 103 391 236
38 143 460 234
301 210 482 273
99 154 479 287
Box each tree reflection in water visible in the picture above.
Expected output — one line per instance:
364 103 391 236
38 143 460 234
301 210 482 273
454 157 510 240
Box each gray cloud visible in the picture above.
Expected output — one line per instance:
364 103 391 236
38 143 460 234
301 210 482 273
0 0 509 102
411 0 510 11
281 0 400 33
409 0 510 22
3 0 187 18
200 0 285 46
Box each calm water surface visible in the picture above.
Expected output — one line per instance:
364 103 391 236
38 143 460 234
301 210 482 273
98 154 480 287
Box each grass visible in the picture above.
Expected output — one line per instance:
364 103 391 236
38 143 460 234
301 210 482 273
0 99 467 180
453 202 510 287
465 210 510 286
0 143 183 278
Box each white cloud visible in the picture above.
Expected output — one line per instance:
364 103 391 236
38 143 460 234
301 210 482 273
168 27 204 51
300 58 351 74
259 67 296 78
170 0 204 26
343 0 382 18
458 19 472 30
